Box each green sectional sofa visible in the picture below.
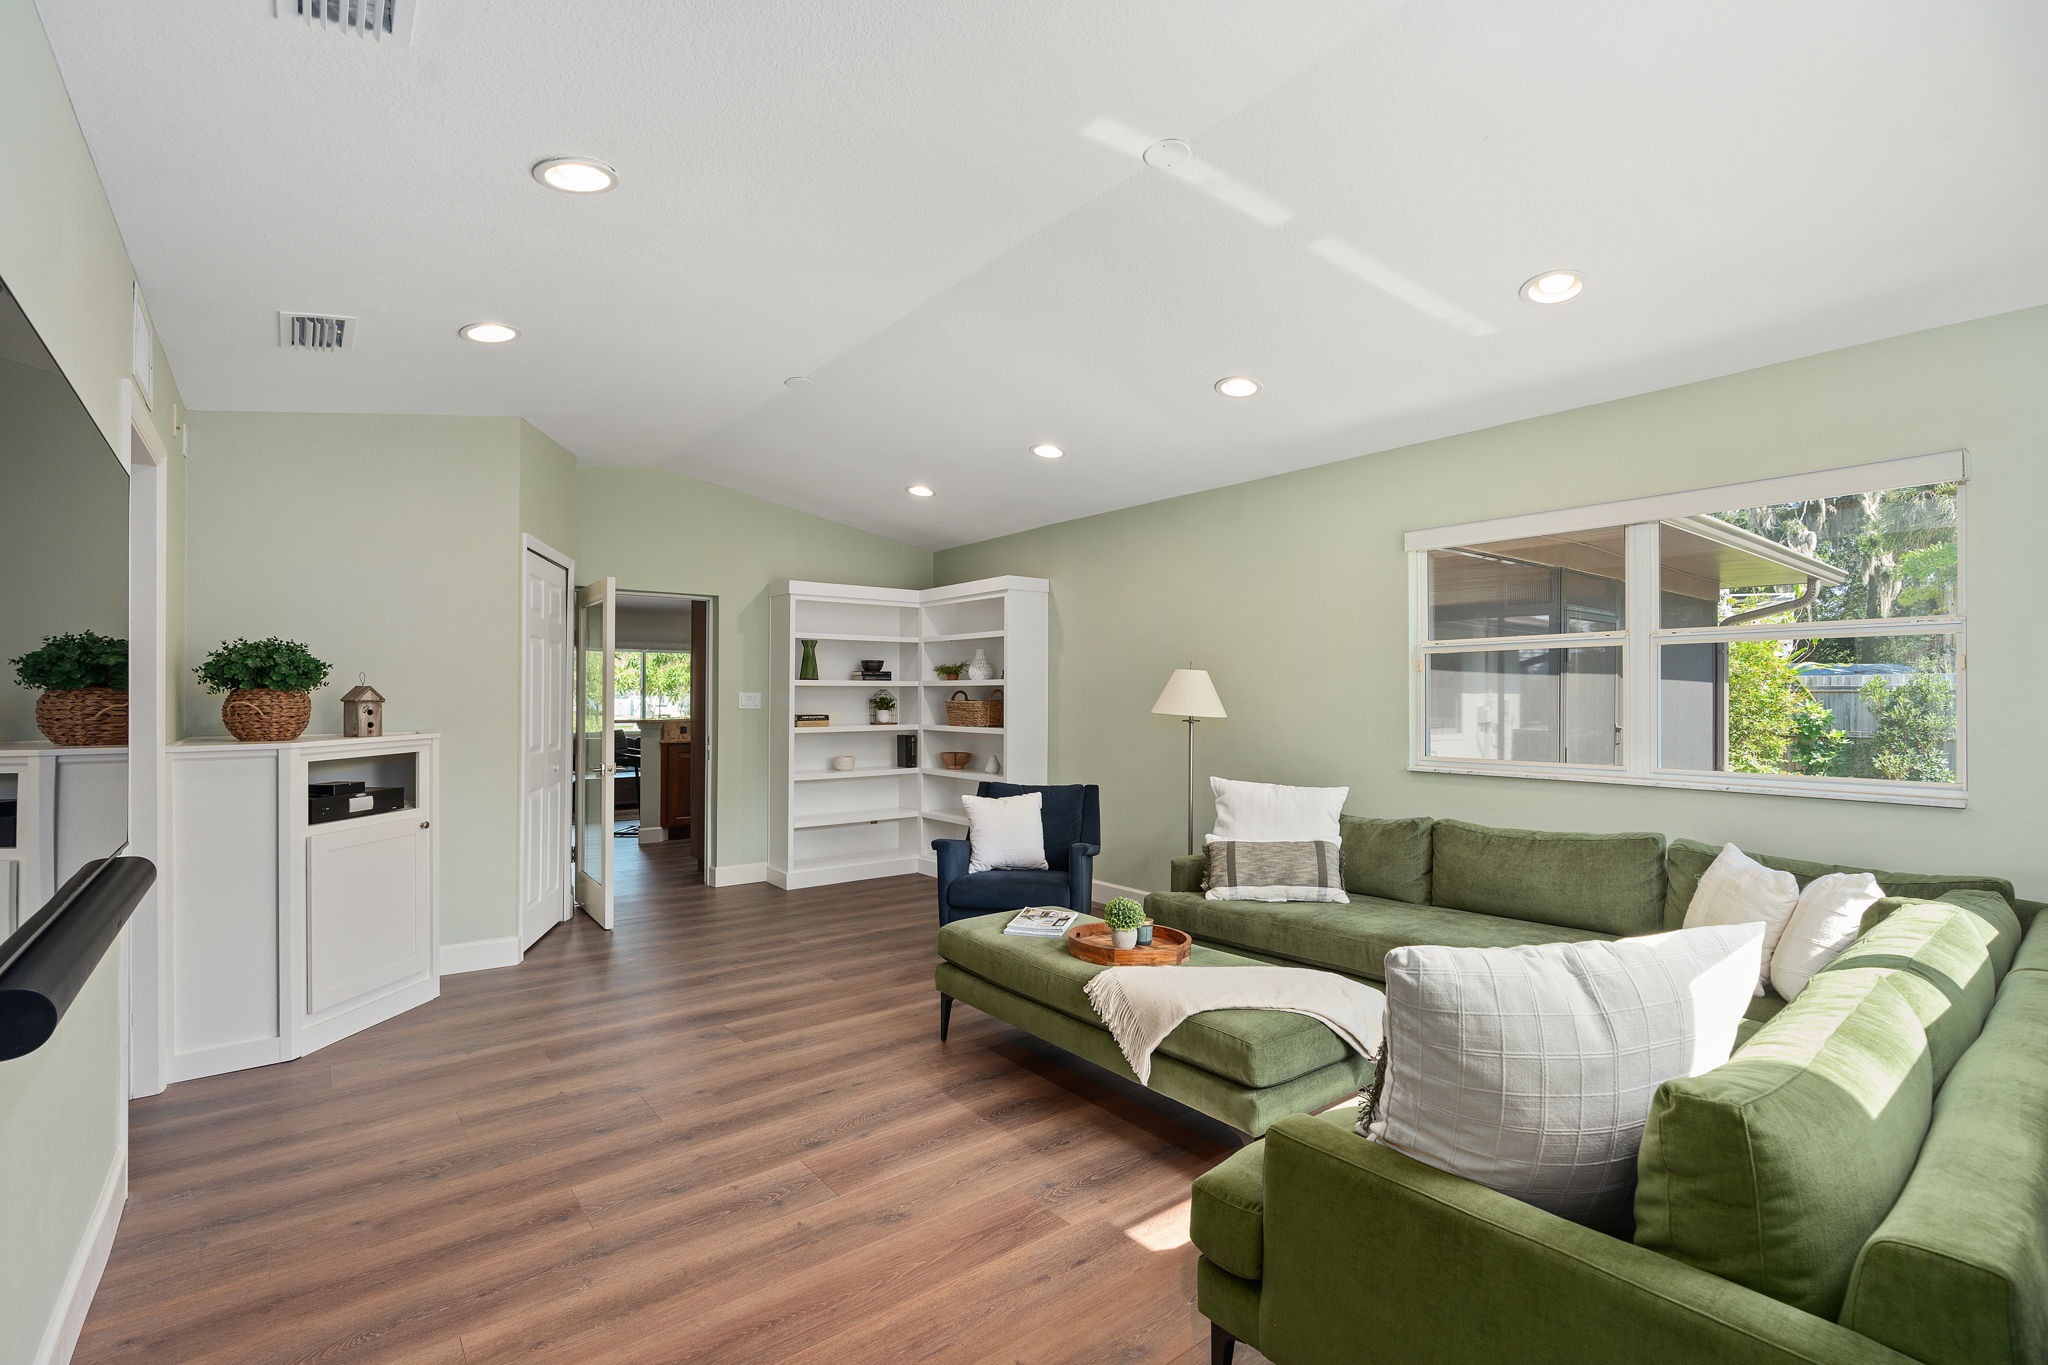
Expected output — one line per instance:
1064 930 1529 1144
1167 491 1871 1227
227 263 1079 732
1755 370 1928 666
1145 816 2046 1365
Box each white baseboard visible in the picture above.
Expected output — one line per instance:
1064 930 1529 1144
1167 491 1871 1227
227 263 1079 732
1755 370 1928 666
440 936 522 974
38 1145 125 1365
708 861 767 887
1091 877 1152 906
168 1036 288 1085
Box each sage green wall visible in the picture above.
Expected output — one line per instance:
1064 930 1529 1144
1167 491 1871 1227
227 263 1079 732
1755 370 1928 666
182 412 529 946
573 466 933 871
937 306 2048 898
518 420 578 560
0 0 189 1356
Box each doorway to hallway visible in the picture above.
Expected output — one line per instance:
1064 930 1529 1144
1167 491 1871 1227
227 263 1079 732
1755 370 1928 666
605 590 713 887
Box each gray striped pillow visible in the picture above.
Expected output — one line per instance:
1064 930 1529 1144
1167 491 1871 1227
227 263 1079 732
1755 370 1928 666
1204 839 1348 904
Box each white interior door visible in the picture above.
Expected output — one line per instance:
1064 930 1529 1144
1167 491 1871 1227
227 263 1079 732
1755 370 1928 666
574 578 617 930
520 547 572 949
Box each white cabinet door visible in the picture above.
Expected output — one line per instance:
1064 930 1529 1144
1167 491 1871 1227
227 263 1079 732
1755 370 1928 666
306 818 432 1015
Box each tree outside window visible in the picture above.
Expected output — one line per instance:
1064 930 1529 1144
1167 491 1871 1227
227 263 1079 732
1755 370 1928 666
611 649 691 720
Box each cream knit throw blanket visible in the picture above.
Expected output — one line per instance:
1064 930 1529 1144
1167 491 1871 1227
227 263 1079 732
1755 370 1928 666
1083 965 1386 1086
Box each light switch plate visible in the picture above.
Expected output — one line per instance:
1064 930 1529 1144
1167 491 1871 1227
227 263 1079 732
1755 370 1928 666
738 692 762 710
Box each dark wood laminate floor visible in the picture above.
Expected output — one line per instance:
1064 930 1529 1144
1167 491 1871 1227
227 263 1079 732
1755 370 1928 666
78 842 1273 1365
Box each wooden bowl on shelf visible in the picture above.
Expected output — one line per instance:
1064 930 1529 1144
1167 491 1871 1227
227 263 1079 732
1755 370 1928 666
938 751 973 770
1067 923 1192 966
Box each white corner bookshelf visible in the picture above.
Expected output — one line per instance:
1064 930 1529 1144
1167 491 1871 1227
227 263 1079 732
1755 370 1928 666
770 576 1048 890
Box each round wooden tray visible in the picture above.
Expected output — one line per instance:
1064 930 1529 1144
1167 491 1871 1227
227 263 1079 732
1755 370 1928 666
1067 923 1192 966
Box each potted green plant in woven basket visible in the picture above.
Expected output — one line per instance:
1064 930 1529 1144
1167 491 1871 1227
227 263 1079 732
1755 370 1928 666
9 631 128 746
195 637 331 742
1102 897 1146 951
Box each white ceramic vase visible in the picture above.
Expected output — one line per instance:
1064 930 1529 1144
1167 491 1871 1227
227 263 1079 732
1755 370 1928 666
983 754 1002 774
966 648 994 680
1111 929 1138 950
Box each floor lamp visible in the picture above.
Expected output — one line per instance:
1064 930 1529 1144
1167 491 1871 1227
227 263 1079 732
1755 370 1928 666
1151 667 1227 856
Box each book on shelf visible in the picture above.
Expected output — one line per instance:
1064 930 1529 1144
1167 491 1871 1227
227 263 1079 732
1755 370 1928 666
854 671 893 681
1003 907 1078 938
795 714 832 728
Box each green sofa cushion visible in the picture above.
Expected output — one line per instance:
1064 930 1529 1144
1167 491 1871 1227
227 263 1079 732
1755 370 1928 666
935 914 1353 1088
1431 819 1667 936
1338 814 1433 904
1858 889 2024 975
2012 919 2048 975
1664 837 2018 931
1634 970 1934 1318
1192 1103 1360 1281
1841 971 2048 1365
1146 891 1614 983
1734 992 1786 1047
1821 898 2013 1083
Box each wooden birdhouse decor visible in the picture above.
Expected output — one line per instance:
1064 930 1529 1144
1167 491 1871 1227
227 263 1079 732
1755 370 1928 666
341 675 385 737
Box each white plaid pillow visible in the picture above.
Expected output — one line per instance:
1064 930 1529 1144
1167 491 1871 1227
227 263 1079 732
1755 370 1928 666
1359 924 1763 1229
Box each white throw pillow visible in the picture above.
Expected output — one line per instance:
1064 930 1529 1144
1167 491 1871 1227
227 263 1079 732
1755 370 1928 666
1362 924 1764 1230
1208 776 1348 844
1771 871 1885 1001
961 792 1047 874
1682 843 1800 996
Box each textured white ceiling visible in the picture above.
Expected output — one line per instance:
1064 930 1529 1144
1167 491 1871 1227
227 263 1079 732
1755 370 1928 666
35 0 2048 549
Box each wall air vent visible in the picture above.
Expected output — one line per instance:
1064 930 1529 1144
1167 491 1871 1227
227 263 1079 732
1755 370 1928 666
278 313 358 351
274 0 415 43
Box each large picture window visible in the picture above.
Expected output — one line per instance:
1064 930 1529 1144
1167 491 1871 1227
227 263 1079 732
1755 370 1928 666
1408 452 1965 806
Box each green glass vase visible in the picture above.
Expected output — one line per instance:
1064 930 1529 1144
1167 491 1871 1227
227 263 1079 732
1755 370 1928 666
798 639 819 681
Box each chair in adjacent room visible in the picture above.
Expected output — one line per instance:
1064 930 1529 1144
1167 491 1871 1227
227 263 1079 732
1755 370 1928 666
932 782 1101 925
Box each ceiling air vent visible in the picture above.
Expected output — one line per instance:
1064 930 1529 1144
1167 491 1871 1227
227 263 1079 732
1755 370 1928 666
278 312 357 351
274 0 415 43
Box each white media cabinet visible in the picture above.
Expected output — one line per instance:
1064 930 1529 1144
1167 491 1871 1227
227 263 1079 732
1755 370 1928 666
770 577 1048 890
166 732 440 1082
0 743 128 934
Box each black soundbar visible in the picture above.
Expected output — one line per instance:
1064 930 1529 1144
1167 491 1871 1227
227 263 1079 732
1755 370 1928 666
0 855 156 1061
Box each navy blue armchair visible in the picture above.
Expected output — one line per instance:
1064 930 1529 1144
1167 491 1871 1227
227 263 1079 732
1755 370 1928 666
932 782 1101 925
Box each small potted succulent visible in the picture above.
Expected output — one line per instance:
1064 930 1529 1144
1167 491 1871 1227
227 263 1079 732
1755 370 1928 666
10 631 128 746
195 637 332 742
1103 897 1146 951
869 689 899 725
933 661 966 681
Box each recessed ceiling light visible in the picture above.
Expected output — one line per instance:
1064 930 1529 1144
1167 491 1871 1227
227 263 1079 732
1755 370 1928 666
1030 443 1065 459
459 322 519 344
1520 270 1585 305
783 376 813 390
1142 138 1192 170
532 158 618 194
906 484 935 498
1214 376 1260 398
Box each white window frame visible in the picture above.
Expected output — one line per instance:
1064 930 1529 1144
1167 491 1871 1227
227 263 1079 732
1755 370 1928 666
609 646 692 722
1406 450 1967 808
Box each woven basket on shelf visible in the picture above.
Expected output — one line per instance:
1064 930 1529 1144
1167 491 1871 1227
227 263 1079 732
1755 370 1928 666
222 688 313 742
945 687 1004 728
35 686 129 746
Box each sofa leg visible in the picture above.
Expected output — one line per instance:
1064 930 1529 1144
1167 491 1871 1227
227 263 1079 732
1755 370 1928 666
939 993 953 1042
1209 1321 1237 1365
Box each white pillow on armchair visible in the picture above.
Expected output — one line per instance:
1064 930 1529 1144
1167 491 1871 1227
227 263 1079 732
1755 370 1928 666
961 791 1048 873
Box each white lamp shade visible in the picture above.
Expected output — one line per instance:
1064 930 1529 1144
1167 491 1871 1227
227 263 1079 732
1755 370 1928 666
1152 668 1226 719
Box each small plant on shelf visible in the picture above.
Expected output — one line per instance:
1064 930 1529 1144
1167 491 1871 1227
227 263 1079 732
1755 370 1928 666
10 630 129 746
194 637 332 743
869 690 899 725
933 661 966 680
1103 896 1146 950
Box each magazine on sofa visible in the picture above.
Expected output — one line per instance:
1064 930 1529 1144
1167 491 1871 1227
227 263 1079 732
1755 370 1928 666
1004 908 1079 937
